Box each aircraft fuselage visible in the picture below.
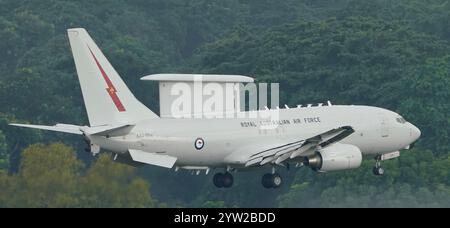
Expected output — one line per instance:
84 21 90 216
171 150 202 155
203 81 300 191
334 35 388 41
90 105 420 168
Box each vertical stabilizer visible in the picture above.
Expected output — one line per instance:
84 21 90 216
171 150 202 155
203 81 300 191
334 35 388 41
67 28 158 126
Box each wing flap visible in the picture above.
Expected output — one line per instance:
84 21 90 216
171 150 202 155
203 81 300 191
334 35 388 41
129 149 177 169
245 157 263 167
290 143 316 159
319 126 354 147
244 126 355 167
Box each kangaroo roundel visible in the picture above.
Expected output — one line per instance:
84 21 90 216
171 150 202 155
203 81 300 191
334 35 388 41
195 138 205 150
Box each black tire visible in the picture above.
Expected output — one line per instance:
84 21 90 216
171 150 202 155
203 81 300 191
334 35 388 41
222 172 234 188
372 167 378 175
373 167 385 176
262 173 274 188
213 173 224 188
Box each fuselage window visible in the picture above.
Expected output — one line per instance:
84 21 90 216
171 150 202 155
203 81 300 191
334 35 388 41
396 117 406 124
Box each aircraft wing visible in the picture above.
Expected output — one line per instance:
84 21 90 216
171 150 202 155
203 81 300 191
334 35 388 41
9 123 84 135
243 126 355 167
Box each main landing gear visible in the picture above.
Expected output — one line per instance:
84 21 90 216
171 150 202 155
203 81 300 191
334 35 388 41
373 155 385 176
212 171 284 189
213 172 234 188
262 173 283 189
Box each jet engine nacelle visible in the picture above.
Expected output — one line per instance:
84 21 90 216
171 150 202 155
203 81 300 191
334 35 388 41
305 143 362 172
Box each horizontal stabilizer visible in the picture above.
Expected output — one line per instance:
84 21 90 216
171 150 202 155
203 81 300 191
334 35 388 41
129 149 177 169
84 124 134 136
9 123 83 135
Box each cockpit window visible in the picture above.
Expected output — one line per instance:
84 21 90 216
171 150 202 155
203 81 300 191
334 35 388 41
396 117 407 124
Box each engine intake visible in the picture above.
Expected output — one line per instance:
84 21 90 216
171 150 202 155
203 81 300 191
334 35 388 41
304 143 362 172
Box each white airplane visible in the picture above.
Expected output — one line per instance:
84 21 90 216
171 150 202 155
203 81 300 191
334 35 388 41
11 28 421 188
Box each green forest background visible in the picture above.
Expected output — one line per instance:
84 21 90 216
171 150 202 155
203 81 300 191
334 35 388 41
1 0 450 207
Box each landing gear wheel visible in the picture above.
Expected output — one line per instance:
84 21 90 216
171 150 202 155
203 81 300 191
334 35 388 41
213 173 224 188
222 172 234 188
373 166 385 176
262 174 273 188
373 155 384 176
271 173 283 188
213 172 234 188
261 173 283 188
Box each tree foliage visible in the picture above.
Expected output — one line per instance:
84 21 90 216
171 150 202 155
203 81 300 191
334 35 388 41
0 131 7 169
279 150 450 207
0 143 155 208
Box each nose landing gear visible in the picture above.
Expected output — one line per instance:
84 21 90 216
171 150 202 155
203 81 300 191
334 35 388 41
373 155 385 176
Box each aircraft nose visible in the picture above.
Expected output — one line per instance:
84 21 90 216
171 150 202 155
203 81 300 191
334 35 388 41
410 124 421 142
